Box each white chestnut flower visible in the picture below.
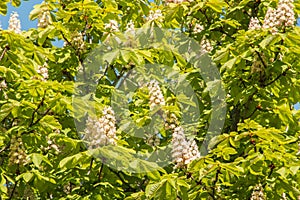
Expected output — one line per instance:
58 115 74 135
147 80 165 110
185 139 201 164
276 0 295 27
145 133 160 147
200 38 213 53
125 20 135 35
171 126 200 168
146 10 163 22
84 106 117 148
38 9 51 28
104 20 119 32
164 112 179 131
248 17 261 30
8 12 21 34
71 32 85 50
37 63 49 81
9 135 28 166
193 23 204 34
250 184 265 200
281 193 287 200
263 8 277 31
171 126 190 168
0 80 7 90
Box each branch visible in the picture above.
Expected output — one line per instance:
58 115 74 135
0 46 9 62
212 168 221 200
255 51 268 86
31 105 53 127
8 180 18 200
110 169 136 191
255 51 267 69
29 95 46 126
244 107 258 119
28 93 60 129
88 158 94 175
98 163 104 180
200 9 211 25
262 68 289 87
60 31 76 51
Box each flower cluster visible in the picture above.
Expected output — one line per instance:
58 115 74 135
263 8 281 34
281 193 287 200
248 17 261 30
262 0 295 33
125 20 135 35
84 107 117 148
37 63 49 81
147 80 165 110
9 135 28 165
186 139 201 163
41 137 60 153
276 0 296 27
193 23 204 34
146 10 163 22
38 9 51 28
145 133 160 147
0 80 7 91
262 8 277 30
104 20 119 32
164 112 179 131
200 38 213 53
250 184 265 200
71 32 85 50
8 12 21 34
171 126 200 168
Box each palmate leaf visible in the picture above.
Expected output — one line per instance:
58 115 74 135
145 176 176 200
89 146 164 179
0 0 9 15
206 0 227 13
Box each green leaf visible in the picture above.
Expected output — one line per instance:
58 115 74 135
221 57 238 72
0 2 8 15
59 152 89 169
23 172 34 183
11 0 21 7
220 163 244 177
39 115 62 130
0 102 16 121
29 4 41 20
259 34 278 49
31 153 43 168
276 167 288 178
206 0 227 12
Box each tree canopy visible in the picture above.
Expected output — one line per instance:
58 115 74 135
0 0 300 199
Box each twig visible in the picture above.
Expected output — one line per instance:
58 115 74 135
28 93 60 129
29 95 45 126
262 68 289 87
0 46 9 62
255 51 267 69
212 168 221 200
88 158 94 175
98 163 104 180
110 169 136 191
8 180 18 200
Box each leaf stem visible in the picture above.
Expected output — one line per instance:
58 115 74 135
0 46 9 62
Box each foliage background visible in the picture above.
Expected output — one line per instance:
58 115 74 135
0 0 300 199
